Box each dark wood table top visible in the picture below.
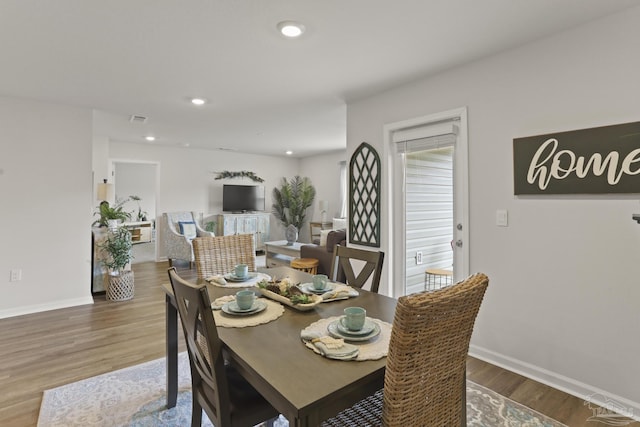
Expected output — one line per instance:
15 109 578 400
165 266 397 426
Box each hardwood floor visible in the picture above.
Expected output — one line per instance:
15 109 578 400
0 261 628 426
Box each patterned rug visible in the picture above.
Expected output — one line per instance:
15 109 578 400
38 353 567 427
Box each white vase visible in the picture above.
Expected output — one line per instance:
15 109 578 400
107 219 119 231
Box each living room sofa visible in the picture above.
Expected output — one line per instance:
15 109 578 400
300 229 346 279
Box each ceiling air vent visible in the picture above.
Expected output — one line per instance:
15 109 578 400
129 115 148 124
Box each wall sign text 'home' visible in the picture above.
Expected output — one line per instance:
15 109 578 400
513 121 640 195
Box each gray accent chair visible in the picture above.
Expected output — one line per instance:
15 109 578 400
161 212 214 267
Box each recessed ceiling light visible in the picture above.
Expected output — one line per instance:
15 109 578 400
277 21 305 38
286 150 293 155
191 98 206 106
145 136 156 142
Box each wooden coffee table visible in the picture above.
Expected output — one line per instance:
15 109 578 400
264 240 304 267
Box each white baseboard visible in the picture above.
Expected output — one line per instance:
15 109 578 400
469 345 640 422
0 296 94 319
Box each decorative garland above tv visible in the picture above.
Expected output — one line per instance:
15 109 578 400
214 170 264 182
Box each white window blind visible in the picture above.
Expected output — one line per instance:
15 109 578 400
394 123 457 152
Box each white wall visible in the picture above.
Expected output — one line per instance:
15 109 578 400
114 162 157 221
348 6 640 414
0 96 94 318
108 142 315 251
299 150 347 239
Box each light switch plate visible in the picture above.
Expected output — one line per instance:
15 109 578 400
496 209 508 227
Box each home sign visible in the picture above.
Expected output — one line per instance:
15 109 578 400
513 121 640 195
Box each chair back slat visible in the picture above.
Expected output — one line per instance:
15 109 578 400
330 245 384 293
168 267 232 426
382 273 489 426
193 234 256 279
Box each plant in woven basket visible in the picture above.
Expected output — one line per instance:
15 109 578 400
272 176 316 231
98 226 134 275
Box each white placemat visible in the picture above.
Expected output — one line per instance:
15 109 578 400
302 316 392 361
213 298 284 328
206 272 271 288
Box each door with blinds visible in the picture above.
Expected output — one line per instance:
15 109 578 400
391 112 468 297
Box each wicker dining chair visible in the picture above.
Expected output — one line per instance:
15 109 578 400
321 272 489 427
329 245 385 293
167 267 279 427
192 234 256 279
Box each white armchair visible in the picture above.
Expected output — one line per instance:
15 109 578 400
161 212 214 267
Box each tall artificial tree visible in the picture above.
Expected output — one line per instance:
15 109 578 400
272 176 316 231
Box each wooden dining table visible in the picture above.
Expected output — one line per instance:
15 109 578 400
163 266 397 427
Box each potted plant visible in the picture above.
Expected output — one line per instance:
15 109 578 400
129 195 148 221
98 226 135 301
93 198 132 228
272 176 316 244
205 221 217 233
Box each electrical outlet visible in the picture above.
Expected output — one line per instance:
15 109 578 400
416 251 423 264
10 269 22 282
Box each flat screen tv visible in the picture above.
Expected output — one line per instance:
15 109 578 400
223 184 265 213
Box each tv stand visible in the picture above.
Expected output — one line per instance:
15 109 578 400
217 212 270 252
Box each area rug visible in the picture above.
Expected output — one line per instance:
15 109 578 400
38 352 567 427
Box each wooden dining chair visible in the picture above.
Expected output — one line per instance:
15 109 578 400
167 267 279 427
192 234 256 279
329 245 384 293
321 273 489 427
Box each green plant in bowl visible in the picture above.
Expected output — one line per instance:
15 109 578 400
93 198 132 227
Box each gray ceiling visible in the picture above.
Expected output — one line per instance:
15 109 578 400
1 0 637 157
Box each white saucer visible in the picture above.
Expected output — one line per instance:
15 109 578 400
224 272 258 282
336 318 377 336
327 319 381 342
300 282 335 294
221 300 267 316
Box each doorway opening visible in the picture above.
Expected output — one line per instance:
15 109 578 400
110 160 160 263
385 107 469 298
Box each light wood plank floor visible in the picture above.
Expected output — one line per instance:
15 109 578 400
0 261 626 426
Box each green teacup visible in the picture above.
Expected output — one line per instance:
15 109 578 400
235 290 255 310
312 274 328 291
234 264 248 278
340 307 366 331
